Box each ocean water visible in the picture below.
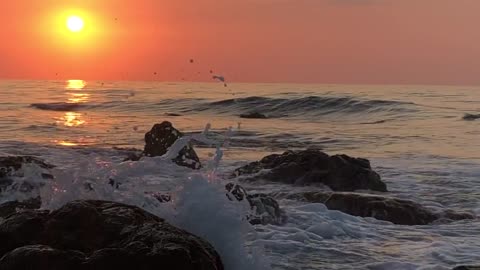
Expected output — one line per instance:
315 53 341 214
1 80 480 269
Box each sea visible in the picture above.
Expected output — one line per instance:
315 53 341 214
0 80 479 270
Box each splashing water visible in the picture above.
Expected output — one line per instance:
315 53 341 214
1 124 272 270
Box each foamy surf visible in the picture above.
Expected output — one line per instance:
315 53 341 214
1 81 480 269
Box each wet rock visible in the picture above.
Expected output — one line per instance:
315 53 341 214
113 147 144 162
246 194 286 225
0 156 54 184
1 156 54 212
144 121 201 169
0 198 41 218
462 113 480 121
226 183 286 225
233 149 386 192
165 112 182 117
225 182 249 201
239 112 268 119
324 193 475 225
281 191 333 204
0 245 85 270
0 200 224 270
147 192 172 203
438 209 475 221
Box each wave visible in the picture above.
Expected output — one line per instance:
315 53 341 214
30 102 93 111
191 96 417 117
463 113 480 121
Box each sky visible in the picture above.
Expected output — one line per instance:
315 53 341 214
0 0 479 85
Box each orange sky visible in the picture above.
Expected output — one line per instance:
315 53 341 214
0 0 479 85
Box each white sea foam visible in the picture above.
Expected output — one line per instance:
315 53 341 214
1 127 272 270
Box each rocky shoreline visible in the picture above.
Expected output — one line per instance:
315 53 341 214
0 121 477 269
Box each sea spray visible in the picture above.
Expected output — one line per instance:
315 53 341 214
1 124 272 270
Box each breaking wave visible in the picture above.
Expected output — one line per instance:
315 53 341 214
30 102 94 111
189 96 417 118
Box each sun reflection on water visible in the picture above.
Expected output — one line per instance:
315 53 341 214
56 141 79 146
58 80 89 127
68 93 89 103
53 80 90 146
66 80 86 90
58 112 86 127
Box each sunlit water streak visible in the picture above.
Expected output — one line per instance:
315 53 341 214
1 80 480 269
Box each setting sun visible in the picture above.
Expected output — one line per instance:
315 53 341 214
66 16 84 32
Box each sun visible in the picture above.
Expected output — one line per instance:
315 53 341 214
66 16 84 32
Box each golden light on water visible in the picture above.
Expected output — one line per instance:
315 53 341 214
60 112 86 127
68 93 89 103
57 141 79 146
66 80 89 103
60 80 88 127
66 79 86 90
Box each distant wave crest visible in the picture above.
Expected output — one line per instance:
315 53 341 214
463 113 480 121
30 102 92 111
193 96 416 117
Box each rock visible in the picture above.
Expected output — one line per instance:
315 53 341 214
147 192 172 203
0 245 85 270
0 200 224 270
0 156 54 178
165 112 182 117
0 198 41 218
462 113 480 121
239 112 268 119
1 156 54 188
281 191 333 204
144 121 201 169
1 156 54 213
453 267 480 270
438 209 475 221
324 193 475 225
113 147 144 162
225 182 249 201
123 152 143 162
246 194 286 225
225 183 286 225
233 149 386 192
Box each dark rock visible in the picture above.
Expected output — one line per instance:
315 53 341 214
113 147 144 162
144 121 201 169
1 156 54 214
1 156 54 191
463 113 480 121
0 156 54 179
225 183 286 225
0 200 224 270
0 245 85 270
0 198 42 218
282 191 333 204
324 193 475 225
239 112 268 119
165 112 182 117
124 152 143 161
147 192 172 203
439 209 475 221
225 182 248 201
233 149 386 192
453 267 480 270
0 209 49 257
246 194 286 225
